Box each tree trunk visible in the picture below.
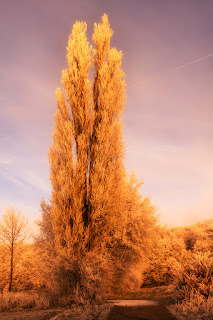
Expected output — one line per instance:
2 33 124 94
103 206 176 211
8 242 13 292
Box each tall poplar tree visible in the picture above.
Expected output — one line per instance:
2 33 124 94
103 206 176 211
49 14 127 254
49 15 156 260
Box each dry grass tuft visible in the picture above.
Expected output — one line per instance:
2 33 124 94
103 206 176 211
168 293 213 320
0 292 112 319
169 253 213 319
50 304 112 320
0 292 50 311
172 254 213 300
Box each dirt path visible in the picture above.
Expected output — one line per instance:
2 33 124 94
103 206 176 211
0 300 176 320
107 301 177 320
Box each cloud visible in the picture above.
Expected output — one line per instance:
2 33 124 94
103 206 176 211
124 131 213 227
159 184 213 227
21 169 50 194
0 161 50 195
0 165 26 188
171 51 213 71
0 156 14 166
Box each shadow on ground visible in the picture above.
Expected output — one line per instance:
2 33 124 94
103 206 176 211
107 305 177 320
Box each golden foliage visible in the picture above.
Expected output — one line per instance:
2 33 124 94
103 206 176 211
48 14 156 263
46 14 158 296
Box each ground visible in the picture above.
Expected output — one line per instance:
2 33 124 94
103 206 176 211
108 285 176 305
0 286 177 320
0 309 62 320
108 305 177 320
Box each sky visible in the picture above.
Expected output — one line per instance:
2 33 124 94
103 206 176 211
0 0 213 232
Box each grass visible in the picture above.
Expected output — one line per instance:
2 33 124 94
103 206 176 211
50 304 112 320
167 254 213 320
168 293 213 320
0 292 112 320
0 292 51 311
2 283 213 320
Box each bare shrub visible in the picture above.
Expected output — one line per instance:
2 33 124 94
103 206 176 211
172 253 213 301
169 253 213 319
45 250 111 306
169 293 213 320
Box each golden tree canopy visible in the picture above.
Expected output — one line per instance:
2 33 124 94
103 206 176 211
49 14 156 258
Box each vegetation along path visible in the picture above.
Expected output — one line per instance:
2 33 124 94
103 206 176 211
107 300 177 320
